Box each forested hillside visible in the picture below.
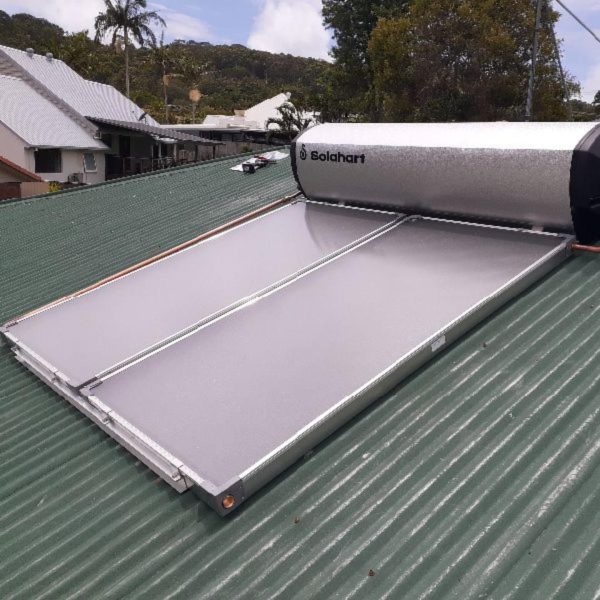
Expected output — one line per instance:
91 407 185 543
0 10 330 123
1 5 597 124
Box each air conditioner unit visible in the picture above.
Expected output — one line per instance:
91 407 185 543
68 172 84 184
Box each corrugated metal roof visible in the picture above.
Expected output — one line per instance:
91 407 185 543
1 155 600 599
0 75 106 149
0 45 160 126
89 117 219 144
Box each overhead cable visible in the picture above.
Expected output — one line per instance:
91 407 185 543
554 0 600 46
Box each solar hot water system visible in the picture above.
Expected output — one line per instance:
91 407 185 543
3 122 600 515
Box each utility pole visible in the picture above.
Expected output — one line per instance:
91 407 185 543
525 0 544 121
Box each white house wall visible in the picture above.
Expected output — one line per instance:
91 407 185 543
0 122 29 167
1 120 106 184
24 149 106 184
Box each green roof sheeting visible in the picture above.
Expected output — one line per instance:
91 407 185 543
1 154 600 599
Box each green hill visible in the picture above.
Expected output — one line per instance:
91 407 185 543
0 10 330 123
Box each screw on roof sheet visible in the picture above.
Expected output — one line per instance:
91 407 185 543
368 570 375 577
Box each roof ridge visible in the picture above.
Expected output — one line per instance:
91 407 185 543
0 43 68 65
0 46 99 137
0 43 159 127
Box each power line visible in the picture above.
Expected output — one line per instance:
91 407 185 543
554 0 600 46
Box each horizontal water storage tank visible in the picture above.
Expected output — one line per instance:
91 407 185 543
291 122 600 243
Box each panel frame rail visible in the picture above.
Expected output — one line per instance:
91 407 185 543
1 198 573 515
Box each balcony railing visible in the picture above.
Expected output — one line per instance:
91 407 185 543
106 155 198 180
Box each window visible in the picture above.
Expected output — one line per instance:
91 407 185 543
83 153 97 172
34 149 61 173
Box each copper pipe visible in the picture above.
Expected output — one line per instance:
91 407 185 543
15 191 301 322
571 243 600 254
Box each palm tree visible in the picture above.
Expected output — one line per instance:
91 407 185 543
94 0 165 98
265 103 314 142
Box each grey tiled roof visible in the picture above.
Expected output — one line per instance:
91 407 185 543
0 74 106 149
0 44 160 126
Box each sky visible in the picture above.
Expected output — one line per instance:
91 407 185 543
2 0 600 101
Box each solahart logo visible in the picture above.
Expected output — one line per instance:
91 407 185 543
310 149 366 165
300 144 307 160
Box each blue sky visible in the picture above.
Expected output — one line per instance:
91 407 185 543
554 0 600 102
169 1 258 44
3 0 600 101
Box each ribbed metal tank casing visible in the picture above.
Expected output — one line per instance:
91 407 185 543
291 122 600 242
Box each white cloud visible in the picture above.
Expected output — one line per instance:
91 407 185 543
3 1 213 44
149 3 213 43
2 0 104 33
247 0 331 61
161 12 212 42
581 64 600 103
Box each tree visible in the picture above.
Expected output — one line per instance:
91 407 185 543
593 91 600 114
55 32 120 83
368 0 575 122
569 98 598 121
265 103 314 141
0 10 331 124
148 34 210 122
0 10 63 55
94 0 165 98
322 0 409 119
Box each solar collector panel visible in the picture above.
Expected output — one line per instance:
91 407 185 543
5 201 397 388
5 120 590 515
83 217 569 512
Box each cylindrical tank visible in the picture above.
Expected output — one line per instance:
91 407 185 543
291 122 600 243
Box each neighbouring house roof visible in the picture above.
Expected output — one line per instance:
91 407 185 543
1 155 600 598
189 92 318 133
199 113 263 130
0 44 160 126
196 92 293 131
244 91 292 128
0 75 106 150
89 117 219 145
0 154 43 181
